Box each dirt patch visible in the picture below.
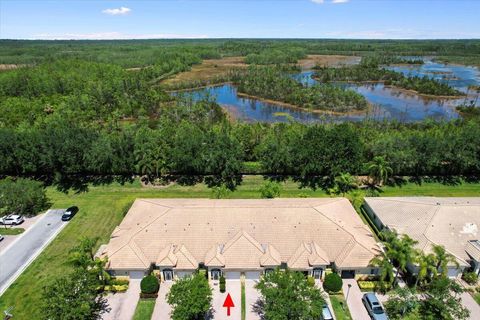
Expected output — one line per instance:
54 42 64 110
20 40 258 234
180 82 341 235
0 64 24 71
298 55 361 70
163 56 247 85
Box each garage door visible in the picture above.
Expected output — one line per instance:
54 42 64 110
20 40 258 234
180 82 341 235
245 271 261 280
225 272 241 280
176 271 193 279
129 271 145 279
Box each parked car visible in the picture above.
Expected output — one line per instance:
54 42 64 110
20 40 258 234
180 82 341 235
0 214 25 225
362 292 388 320
61 206 79 221
0 234 4 241
322 304 334 320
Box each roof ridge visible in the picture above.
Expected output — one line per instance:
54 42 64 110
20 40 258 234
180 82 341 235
223 230 264 253
312 203 377 255
175 244 198 268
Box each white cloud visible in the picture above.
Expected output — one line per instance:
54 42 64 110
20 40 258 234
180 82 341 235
332 0 349 3
310 0 325 4
102 7 131 16
30 32 209 40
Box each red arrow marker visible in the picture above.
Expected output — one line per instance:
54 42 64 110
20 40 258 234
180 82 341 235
223 293 235 316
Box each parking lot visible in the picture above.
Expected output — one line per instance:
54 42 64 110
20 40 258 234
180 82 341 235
0 209 67 296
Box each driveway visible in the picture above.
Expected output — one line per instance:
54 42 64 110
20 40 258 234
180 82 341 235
461 291 480 320
245 279 261 320
342 279 370 320
0 209 67 296
211 279 241 320
152 281 172 319
102 279 141 320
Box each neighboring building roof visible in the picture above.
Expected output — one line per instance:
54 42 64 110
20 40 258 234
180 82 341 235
365 197 480 267
101 198 380 271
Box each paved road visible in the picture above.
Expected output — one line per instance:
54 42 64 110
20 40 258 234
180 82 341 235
0 209 66 296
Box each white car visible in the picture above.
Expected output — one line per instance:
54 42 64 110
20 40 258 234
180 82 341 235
0 214 25 225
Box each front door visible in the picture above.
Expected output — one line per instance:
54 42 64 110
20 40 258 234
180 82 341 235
211 269 222 280
163 269 173 281
313 268 323 280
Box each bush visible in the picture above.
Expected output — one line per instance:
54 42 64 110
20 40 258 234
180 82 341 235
219 275 226 293
307 276 315 287
110 278 129 286
260 181 281 199
0 178 50 217
358 281 376 290
140 275 159 294
323 273 343 293
462 271 478 285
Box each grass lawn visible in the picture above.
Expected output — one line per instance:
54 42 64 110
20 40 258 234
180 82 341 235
330 295 353 320
0 227 25 235
241 280 246 320
133 298 156 320
1 175 480 319
473 292 480 305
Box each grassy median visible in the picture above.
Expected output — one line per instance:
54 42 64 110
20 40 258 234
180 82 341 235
1 176 480 319
133 298 156 320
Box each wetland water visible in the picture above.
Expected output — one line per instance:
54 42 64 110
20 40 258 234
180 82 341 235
179 60 480 123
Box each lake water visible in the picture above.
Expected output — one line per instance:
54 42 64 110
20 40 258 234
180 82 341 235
178 59 480 123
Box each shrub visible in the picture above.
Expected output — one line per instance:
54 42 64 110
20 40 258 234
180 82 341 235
307 276 315 287
323 273 343 293
112 284 128 292
358 281 376 290
110 278 129 286
140 275 159 294
260 181 281 199
462 271 478 285
219 276 226 293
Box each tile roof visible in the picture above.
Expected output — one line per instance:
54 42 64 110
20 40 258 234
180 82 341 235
101 198 380 271
365 197 480 267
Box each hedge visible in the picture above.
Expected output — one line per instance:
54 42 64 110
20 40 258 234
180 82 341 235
323 273 343 293
140 275 159 294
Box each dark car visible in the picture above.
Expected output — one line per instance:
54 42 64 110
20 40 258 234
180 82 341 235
61 206 79 221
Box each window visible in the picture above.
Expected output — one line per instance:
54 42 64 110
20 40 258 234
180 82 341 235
211 269 222 280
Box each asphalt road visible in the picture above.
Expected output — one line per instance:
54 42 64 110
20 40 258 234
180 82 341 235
0 209 67 296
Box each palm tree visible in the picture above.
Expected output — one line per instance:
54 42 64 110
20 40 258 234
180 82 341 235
414 251 437 287
370 254 394 292
334 173 358 196
432 245 459 278
366 156 393 186
384 235 418 283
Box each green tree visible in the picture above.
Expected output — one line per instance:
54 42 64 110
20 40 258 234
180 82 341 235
383 233 418 283
255 268 325 320
431 245 459 278
41 269 108 320
370 254 394 292
167 273 212 320
260 181 281 198
384 287 420 319
419 277 469 320
334 173 358 196
0 178 50 217
366 156 393 186
414 251 438 287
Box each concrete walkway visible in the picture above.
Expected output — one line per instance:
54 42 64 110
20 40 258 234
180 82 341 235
245 279 261 320
0 209 67 296
461 291 480 320
102 279 141 320
152 281 172 319
342 279 370 320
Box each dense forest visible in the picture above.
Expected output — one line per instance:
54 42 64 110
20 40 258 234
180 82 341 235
1 39 479 192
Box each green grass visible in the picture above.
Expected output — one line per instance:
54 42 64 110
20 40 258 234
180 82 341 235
133 298 156 320
241 280 246 320
1 176 480 319
473 292 480 305
0 227 25 235
330 295 353 320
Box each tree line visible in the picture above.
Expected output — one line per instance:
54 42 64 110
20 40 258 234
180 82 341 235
314 59 463 96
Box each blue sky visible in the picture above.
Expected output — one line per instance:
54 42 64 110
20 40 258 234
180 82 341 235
1 0 479 39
